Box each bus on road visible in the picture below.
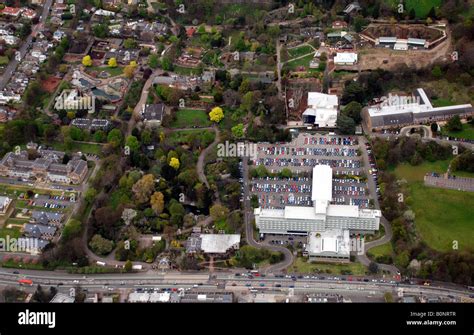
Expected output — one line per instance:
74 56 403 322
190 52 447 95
18 279 33 286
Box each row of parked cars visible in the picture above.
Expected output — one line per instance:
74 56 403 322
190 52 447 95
304 136 359 146
256 157 361 169
251 182 311 194
258 146 358 157
366 142 381 197
334 185 366 196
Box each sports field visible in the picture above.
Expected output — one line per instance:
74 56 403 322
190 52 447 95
394 162 474 252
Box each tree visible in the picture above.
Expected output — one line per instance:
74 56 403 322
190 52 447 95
85 187 97 204
125 135 140 152
342 101 363 123
169 157 180 170
337 114 356 134
431 65 442 78
124 260 133 272
89 234 114 255
61 219 82 241
92 24 109 38
148 54 159 69
150 191 165 215
368 261 379 274
123 38 138 49
124 64 136 78
82 55 92 67
132 174 155 203
430 122 438 133
209 106 224 123
107 129 123 147
446 115 463 132
210 204 229 221
231 123 244 138
108 57 118 68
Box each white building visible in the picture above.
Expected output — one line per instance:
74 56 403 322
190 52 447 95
365 88 474 129
305 229 350 262
302 92 339 127
254 165 381 235
334 52 358 65
0 196 11 214
200 234 241 254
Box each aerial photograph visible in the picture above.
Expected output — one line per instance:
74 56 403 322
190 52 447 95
0 0 472 331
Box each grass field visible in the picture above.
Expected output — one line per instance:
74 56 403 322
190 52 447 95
367 242 393 258
0 56 9 66
51 141 103 155
288 45 314 58
173 65 202 76
385 0 441 18
441 123 474 141
87 66 123 77
170 109 211 128
394 160 450 183
291 257 367 275
394 162 474 252
284 53 314 71
168 129 215 147
0 227 21 239
431 98 455 107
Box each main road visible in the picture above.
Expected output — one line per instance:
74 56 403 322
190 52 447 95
0 268 470 301
0 0 54 90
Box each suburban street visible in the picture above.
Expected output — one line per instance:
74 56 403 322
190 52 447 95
0 0 54 90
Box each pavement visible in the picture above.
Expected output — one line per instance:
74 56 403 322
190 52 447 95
357 136 399 274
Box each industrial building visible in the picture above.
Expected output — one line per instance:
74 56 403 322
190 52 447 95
302 92 339 128
364 88 474 130
305 230 351 263
254 165 381 235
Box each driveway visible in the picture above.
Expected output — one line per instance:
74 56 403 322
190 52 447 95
241 154 294 274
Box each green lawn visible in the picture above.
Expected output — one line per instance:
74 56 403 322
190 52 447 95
394 160 450 183
0 227 21 239
288 45 314 58
441 123 474 141
407 182 474 252
431 98 455 107
394 162 474 252
291 257 368 275
87 66 123 77
173 65 202 76
51 141 103 155
385 0 441 18
0 56 9 66
168 129 216 147
170 109 211 128
367 242 393 258
284 53 314 71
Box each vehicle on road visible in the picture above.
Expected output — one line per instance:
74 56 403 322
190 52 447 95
18 279 33 286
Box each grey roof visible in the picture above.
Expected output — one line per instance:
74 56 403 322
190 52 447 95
407 38 426 45
379 37 397 43
24 223 57 237
31 210 64 223
142 104 164 121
